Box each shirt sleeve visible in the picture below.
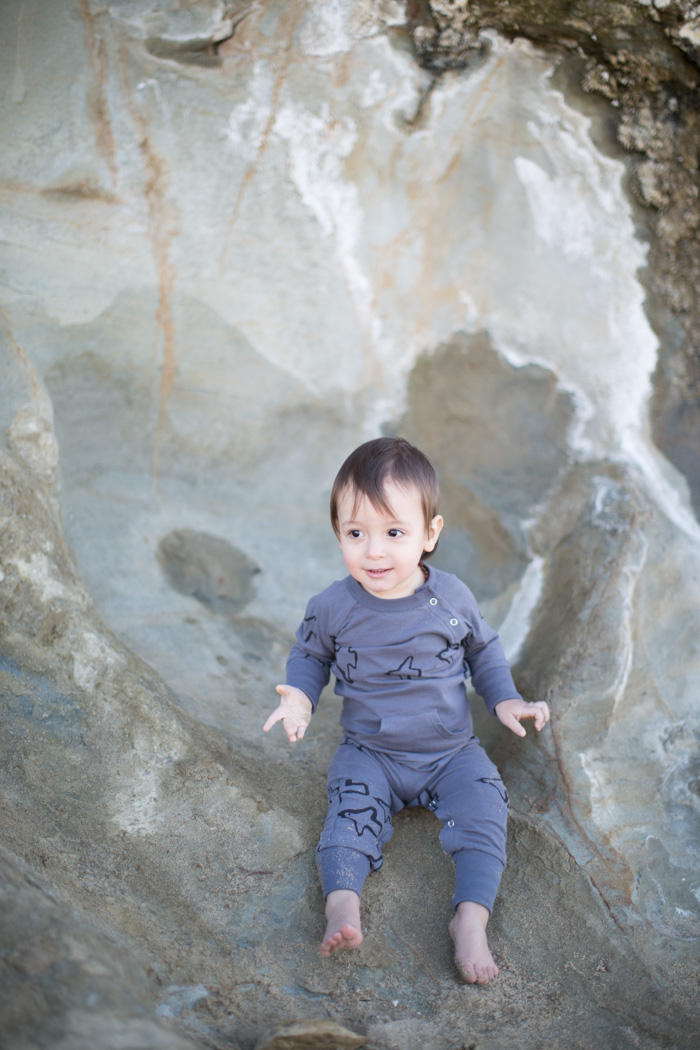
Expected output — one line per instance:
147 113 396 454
449 574 522 712
285 593 335 711
465 631 522 713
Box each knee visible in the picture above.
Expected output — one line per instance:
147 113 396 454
439 806 508 866
320 777 393 859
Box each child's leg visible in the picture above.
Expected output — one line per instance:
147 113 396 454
423 741 509 984
317 846 369 954
317 741 396 955
449 899 499 984
320 889 364 956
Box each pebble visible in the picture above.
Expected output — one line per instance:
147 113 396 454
254 1018 365 1050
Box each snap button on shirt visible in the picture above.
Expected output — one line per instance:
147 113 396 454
430 598 438 605
450 618 459 626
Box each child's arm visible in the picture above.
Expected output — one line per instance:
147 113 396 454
263 684 313 744
495 697 550 737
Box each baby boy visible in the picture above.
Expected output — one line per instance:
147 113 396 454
263 437 549 984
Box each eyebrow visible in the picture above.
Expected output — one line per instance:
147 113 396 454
340 517 411 528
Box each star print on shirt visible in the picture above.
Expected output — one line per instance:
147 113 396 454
436 643 461 664
384 656 422 679
301 615 317 643
334 645 358 684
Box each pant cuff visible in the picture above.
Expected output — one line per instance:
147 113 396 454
317 846 371 899
452 848 504 913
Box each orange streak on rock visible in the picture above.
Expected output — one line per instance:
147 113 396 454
1 309 40 403
218 5 303 271
117 46 179 485
78 0 118 188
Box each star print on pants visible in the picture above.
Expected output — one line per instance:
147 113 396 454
476 776 509 805
337 804 384 838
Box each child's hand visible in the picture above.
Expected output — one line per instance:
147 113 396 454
495 698 550 738
263 684 313 744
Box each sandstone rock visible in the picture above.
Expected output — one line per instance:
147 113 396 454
415 0 700 515
157 529 260 615
0 846 201 1050
1 1 700 1048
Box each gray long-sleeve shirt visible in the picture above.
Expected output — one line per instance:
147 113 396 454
286 566 521 754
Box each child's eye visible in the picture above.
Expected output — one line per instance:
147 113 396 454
348 529 362 539
387 529 403 538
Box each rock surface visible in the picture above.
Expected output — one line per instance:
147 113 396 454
412 0 700 516
1 1 699 1049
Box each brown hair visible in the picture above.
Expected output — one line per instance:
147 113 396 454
330 437 441 558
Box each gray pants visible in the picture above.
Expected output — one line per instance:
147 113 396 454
317 736 509 912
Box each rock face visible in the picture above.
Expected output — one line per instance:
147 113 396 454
412 0 700 517
1 2 699 1049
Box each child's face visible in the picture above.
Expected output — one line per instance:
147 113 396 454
336 479 443 599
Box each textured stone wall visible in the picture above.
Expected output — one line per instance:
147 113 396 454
1 2 699 1048
411 0 700 514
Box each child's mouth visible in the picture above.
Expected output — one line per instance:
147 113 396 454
365 568 390 578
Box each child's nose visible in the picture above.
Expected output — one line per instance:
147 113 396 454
366 536 385 558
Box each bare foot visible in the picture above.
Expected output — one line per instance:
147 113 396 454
320 889 363 957
449 901 499 985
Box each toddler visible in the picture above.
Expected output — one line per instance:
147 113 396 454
263 437 549 984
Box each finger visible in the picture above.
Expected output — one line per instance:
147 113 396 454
282 717 302 743
518 705 545 723
519 706 542 727
533 702 550 730
506 714 526 737
263 707 285 733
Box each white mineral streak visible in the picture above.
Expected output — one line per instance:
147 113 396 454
13 553 71 604
112 768 160 834
512 94 654 459
507 53 699 542
361 68 389 108
300 0 354 56
592 476 646 712
2 318 59 486
156 985 211 1019
498 556 545 662
274 106 359 242
579 751 608 821
72 630 123 692
111 724 185 835
7 408 59 486
273 101 395 424
679 19 700 46
226 61 273 153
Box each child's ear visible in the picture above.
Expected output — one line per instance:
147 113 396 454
425 514 444 552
